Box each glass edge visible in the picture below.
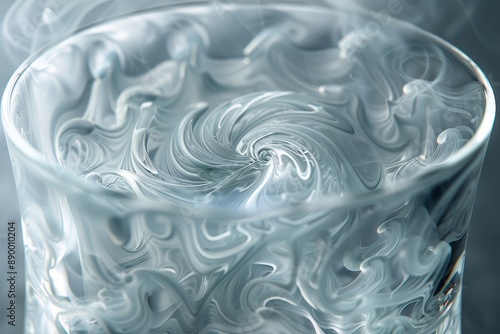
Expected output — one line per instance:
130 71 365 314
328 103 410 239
0 2 496 220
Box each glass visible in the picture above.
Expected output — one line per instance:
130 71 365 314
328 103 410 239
1 2 495 333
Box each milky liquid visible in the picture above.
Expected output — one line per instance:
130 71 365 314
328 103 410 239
9 4 487 334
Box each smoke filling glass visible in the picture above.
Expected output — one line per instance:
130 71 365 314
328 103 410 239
1 2 495 333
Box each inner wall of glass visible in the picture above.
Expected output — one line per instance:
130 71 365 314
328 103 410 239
2 4 490 334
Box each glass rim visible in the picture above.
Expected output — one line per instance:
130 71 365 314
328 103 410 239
1 1 496 219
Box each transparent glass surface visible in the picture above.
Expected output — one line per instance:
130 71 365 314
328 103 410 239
1 2 495 333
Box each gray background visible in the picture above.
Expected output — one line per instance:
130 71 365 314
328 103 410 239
0 1 499 333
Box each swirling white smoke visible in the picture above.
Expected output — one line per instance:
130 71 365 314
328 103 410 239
5 3 486 334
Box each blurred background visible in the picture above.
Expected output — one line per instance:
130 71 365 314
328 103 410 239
0 0 498 333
